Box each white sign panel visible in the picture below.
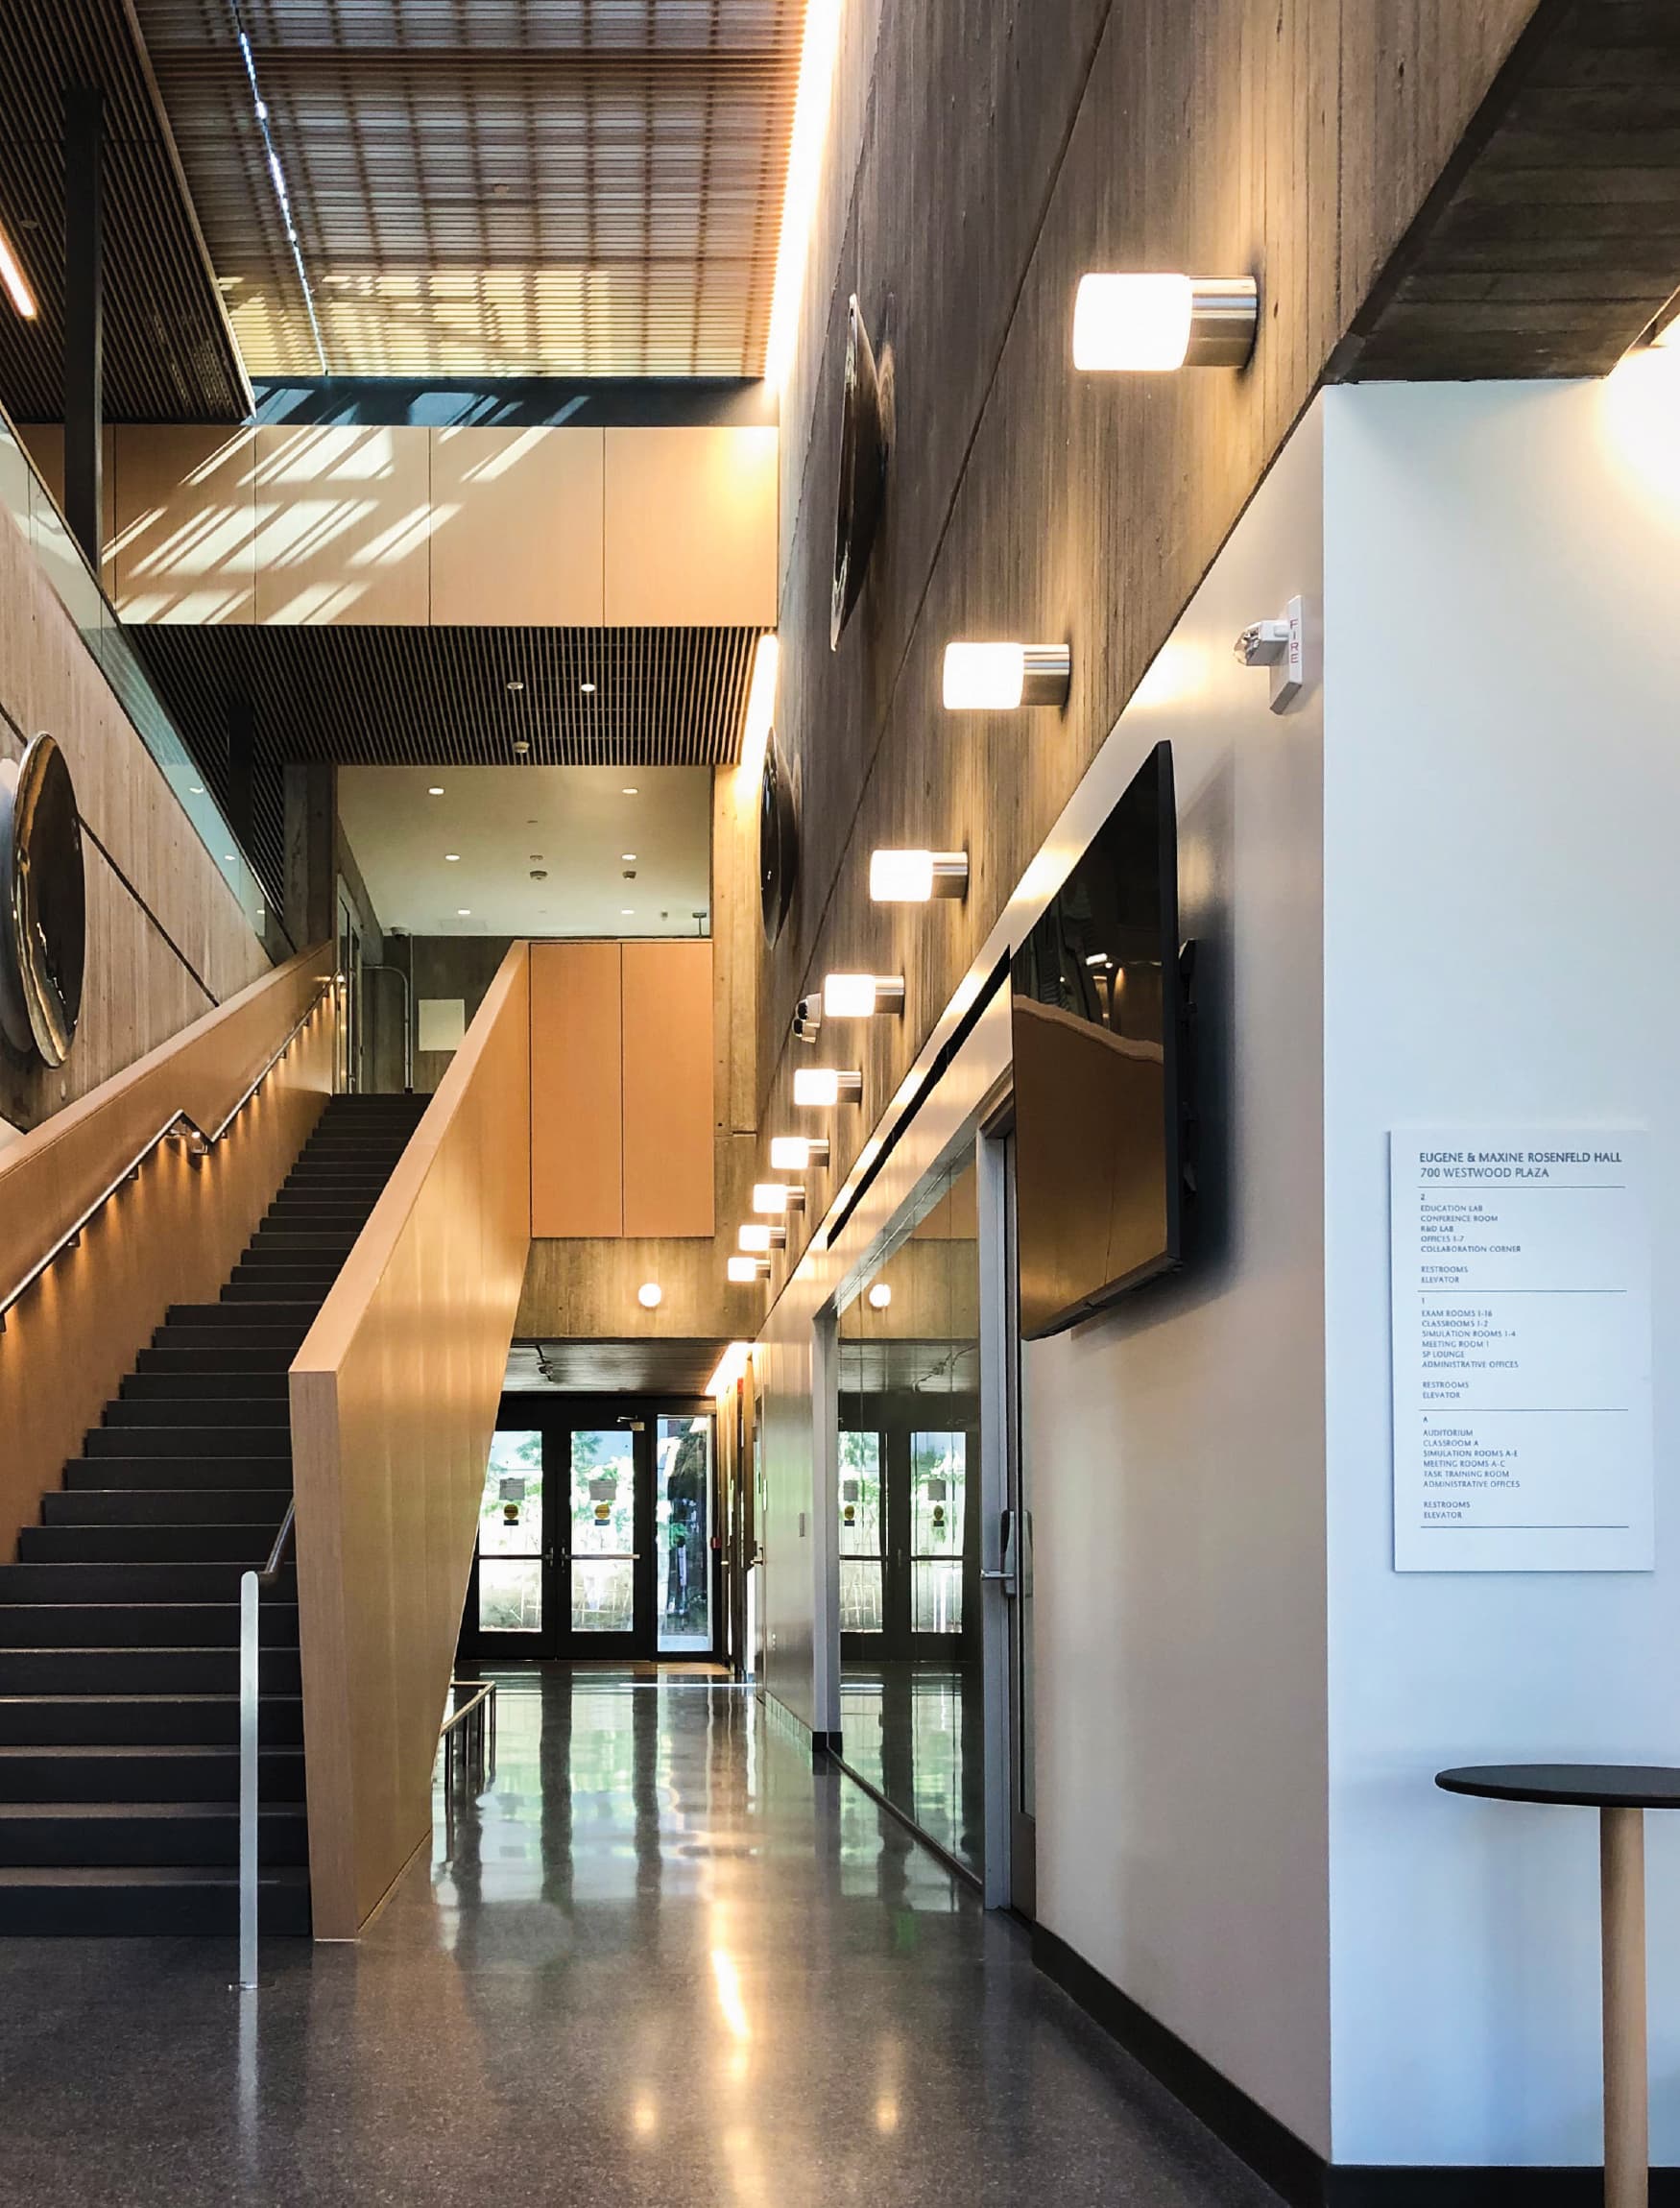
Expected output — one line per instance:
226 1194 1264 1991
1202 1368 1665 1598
1390 1129 1652 1572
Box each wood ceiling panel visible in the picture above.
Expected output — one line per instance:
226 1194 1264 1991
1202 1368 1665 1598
132 0 806 376
0 1 249 420
132 619 758 905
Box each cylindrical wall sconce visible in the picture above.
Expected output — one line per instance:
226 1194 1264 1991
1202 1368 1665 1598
869 850 969 903
942 642 1070 711
822 972 904 1018
1072 273 1259 371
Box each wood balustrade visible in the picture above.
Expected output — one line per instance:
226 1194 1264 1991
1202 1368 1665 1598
289 942 532 1938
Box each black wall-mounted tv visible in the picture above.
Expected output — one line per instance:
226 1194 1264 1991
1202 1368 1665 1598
1010 740 1192 1339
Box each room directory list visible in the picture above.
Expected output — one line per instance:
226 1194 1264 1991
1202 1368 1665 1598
1389 1128 1652 1572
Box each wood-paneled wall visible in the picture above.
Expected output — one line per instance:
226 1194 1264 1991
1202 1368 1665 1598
290 944 532 1938
0 440 273 1133
518 765 764 1343
529 939 714 1240
757 0 1543 1271
0 948 332 1560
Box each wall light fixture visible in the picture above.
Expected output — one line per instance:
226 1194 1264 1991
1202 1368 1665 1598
870 850 968 903
0 223 37 321
770 1135 829 1171
728 1256 770 1284
739 1223 786 1253
1072 273 1259 371
942 642 1070 711
823 972 904 1019
792 1067 863 1108
752 1182 806 1214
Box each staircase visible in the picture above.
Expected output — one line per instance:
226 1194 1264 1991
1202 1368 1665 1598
0 1093 430 1934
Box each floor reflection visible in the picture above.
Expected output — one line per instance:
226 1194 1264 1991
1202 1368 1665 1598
837 1660 986 1876
0 1665 1281 2208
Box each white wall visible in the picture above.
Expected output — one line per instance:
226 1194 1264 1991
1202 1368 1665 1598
1321 365 1680 2165
1021 409 1332 2155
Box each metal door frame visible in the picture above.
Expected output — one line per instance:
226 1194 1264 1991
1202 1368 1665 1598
460 1395 720 1663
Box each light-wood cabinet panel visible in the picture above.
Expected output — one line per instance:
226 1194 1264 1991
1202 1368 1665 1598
622 940 714 1238
530 940 623 1236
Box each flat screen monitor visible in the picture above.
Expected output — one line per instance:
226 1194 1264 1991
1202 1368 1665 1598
1011 740 1188 1338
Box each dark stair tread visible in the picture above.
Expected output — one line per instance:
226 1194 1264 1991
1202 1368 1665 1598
0 1864 309 1884
0 1802 303 1822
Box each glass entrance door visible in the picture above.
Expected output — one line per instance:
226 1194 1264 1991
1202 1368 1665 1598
565 1427 641 1650
463 1404 718 1661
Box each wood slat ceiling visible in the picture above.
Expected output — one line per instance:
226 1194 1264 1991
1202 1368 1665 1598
131 0 807 377
0 0 249 420
133 620 758 902
1334 0 1680 379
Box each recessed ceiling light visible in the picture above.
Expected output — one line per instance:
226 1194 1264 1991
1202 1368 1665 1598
621 852 637 862
507 680 524 694
444 852 460 861
457 908 471 917
428 786 444 796
580 681 597 696
621 907 635 916
622 786 638 796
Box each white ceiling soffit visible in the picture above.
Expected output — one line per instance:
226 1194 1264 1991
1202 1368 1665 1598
338 763 712 937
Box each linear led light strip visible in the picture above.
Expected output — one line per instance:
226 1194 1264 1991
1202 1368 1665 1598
0 219 36 319
228 0 327 374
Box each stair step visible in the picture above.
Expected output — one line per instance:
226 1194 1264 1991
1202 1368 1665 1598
19 1525 278 1566
43 1489 292 1526
0 1563 296 1602
0 1648 301 1695
0 1864 310 1934
120 1371 291 1403
0 1740 304 1801
137 1344 296 1375
105 1395 291 1428
0 1602 298 1648
0 1801 308 1868
67 1456 294 1490
0 1694 303 1747
245 1230 359 1253
163 1306 313 1333
84 1428 291 1461
219 1284 325 1307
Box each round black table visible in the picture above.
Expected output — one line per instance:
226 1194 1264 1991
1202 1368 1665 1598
1437 1764 1680 2208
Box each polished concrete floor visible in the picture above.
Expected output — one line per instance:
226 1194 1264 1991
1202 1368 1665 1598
0 1668 1280 2207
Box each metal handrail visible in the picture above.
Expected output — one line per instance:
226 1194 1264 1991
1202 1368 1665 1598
236 1503 299 1992
441 1678 497 1797
0 978 332 1335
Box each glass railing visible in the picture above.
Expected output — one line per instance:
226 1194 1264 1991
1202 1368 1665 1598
0 402 276 948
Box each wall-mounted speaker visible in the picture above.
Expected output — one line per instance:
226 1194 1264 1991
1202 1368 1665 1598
830 293 891 650
0 732 85 1067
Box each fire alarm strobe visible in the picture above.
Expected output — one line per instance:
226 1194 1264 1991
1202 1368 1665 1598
1235 593 1309 713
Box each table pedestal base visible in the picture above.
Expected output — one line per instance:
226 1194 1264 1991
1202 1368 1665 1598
1601 1805 1647 2208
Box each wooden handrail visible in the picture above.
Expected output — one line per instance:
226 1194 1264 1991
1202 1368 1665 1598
289 942 532 1937
0 946 335 1567
0 977 330 1332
